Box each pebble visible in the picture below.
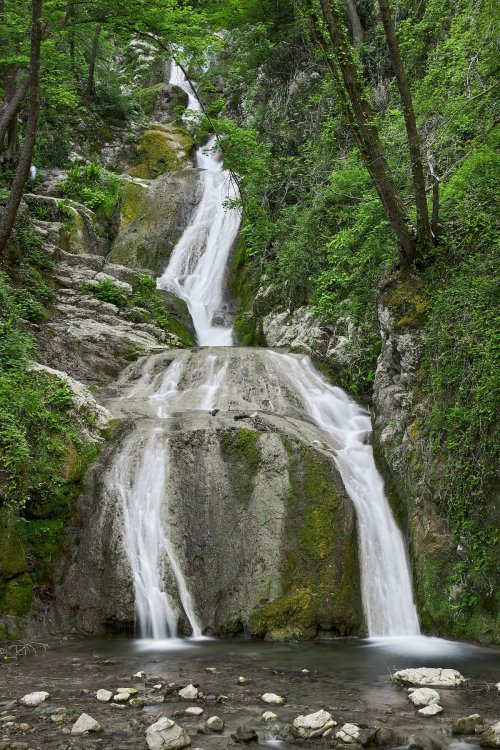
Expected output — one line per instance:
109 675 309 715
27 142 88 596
185 707 204 716
238 676 249 684
205 668 216 673
262 711 278 722
133 671 146 679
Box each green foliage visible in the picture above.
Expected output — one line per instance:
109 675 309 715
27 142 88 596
84 278 128 308
60 163 121 220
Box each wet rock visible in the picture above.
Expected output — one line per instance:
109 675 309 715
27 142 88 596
205 716 224 732
418 705 443 716
231 726 258 743
262 712 278 722
482 722 500 747
129 697 145 708
71 713 101 735
292 709 336 739
336 724 362 743
375 727 406 747
19 691 49 707
134 670 146 678
408 731 449 750
452 714 481 734
112 692 131 703
96 689 113 702
146 716 191 750
179 684 199 700
261 693 285 705
393 668 466 687
408 688 440 707
185 707 203 716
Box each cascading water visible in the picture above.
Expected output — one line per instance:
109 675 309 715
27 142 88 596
115 56 420 640
157 61 241 346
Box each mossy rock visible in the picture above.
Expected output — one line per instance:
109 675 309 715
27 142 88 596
118 181 149 231
127 124 194 179
0 512 26 580
381 270 430 330
0 573 33 617
249 588 318 641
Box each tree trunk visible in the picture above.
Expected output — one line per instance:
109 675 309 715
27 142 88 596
84 25 101 101
0 71 29 152
0 0 43 254
315 0 416 261
377 0 432 248
343 0 364 44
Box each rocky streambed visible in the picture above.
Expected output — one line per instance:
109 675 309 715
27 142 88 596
0 637 499 750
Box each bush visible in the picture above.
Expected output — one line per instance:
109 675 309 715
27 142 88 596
60 163 121 220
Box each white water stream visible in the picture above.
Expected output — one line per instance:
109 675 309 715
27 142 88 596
117 59 420 640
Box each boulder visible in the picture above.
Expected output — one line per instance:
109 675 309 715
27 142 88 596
393 668 466 687
408 688 440 707
146 717 191 750
482 722 500 748
261 693 285 705
71 713 101 735
292 709 336 739
19 692 49 707
452 714 481 734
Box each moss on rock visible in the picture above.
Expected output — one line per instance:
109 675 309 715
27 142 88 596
127 124 194 179
0 573 33 617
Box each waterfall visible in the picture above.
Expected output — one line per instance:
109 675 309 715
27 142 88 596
114 56 421 640
268 352 421 636
157 61 241 346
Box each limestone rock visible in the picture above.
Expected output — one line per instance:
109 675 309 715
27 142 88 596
146 716 191 750
71 713 101 735
482 722 500 747
336 724 361 743
393 668 466 687
293 709 336 739
261 693 285 705
179 684 199 700
185 707 203 716
452 714 481 734
96 689 113 702
408 688 441 707
205 716 224 732
418 704 443 716
19 692 49 707
262 712 278 722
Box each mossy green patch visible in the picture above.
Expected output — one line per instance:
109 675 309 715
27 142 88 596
0 514 26 580
0 573 33 617
381 272 430 330
119 181 149 230
220 428 260 503
127 125 194 179
249 588 317 641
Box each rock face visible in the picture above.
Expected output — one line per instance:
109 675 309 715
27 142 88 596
54 348 363 639
146 716 191 750
109 170 200 273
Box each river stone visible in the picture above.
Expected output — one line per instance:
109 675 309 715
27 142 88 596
205 716 224 732
231 726 258 743
117 687 138 695
336 724 361 743
408 732 449 750
419 704 443 716
482 722 500 747
408 688 441 707
293 709 336 739
452 714 481 734
71 713 101 735
185 707 203 716
146 716 191 750
19 692 49 707
96 689 113 702
179 684 198 700
112 692 131 702
262 712 278 722
393 668 466 687
261 693 285 705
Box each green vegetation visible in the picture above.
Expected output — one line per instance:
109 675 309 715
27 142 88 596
60 163 121 220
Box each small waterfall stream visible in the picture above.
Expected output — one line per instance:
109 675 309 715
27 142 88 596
115 59 420 640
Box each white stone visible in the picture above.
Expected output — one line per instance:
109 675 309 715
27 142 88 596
301 668 310 674
205 667 216 673
96 689 113 702
408 688 441 707
185 707 203 716
112 692 131 702
261 693 285 705
483 721 500 748
19 691 49 707
496 683 500 691
393 667 466 687
134 671 146 679
237 676 248 684
205 716 224 732
179 684 199 700
117 687 138 695
336 723 361 743
419 704 443 717
293 709 336 739
262 712 278 722
146 716 191 750
71 713 101 735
